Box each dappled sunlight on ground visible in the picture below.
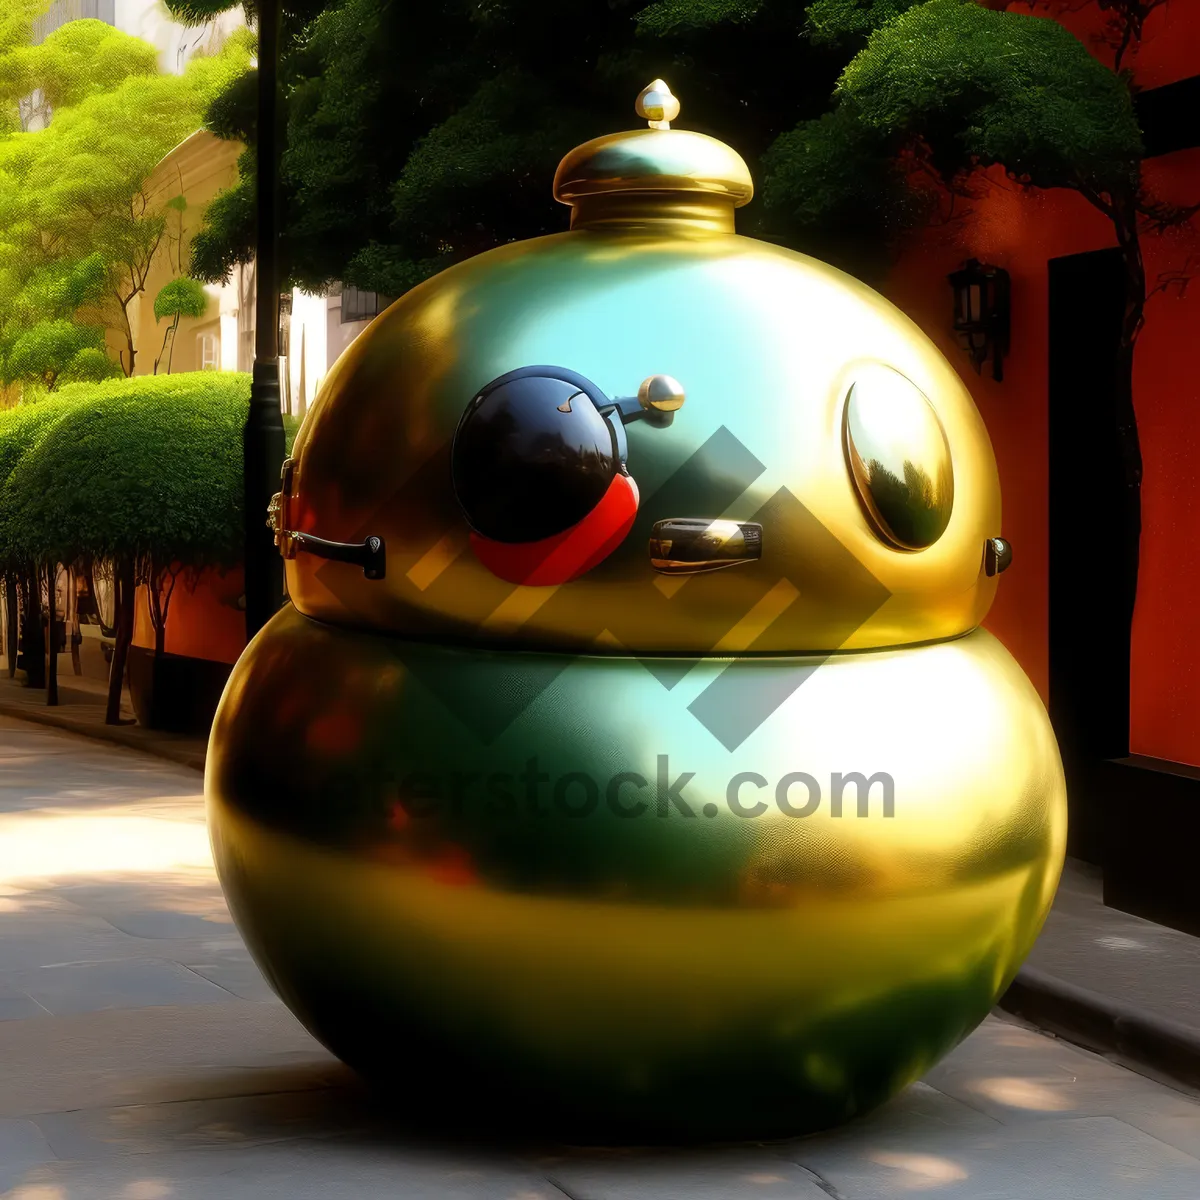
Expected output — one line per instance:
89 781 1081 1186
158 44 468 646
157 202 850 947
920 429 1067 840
867 1150 969 1189
965 1076 1076 1112
986 1026 1045 1049
0 807 212 887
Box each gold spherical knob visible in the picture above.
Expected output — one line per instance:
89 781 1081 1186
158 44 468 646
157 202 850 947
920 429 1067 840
636 80 680 130
638 374 686 413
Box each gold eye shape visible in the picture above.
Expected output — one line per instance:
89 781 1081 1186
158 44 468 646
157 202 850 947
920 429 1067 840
843 366 954 550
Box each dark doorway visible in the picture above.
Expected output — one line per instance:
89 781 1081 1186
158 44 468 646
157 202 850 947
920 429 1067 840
1047 248 1134 864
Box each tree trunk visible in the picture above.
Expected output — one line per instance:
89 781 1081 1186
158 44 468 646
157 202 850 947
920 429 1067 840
1110 194 1146 637
154 324 170 375
153 315 181 376
46 564 59 707
105 557 135 725
166 314 179 374
22 567 45 689
147 562 176 660
151 576 167 659
67 567 82 675
4 576 16 678
117 292 137 377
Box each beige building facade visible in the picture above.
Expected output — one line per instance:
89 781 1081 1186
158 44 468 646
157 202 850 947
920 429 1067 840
134 128 382 415
33 0 381 410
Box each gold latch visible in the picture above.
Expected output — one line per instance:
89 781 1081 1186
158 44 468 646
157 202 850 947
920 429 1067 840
265 456 386 580
267 458 297 559
649 518 763 575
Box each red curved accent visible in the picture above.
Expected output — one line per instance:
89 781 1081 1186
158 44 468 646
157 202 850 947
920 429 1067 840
468 474 639 586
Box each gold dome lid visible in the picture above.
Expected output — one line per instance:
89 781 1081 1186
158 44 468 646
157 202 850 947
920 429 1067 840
553 81 754 233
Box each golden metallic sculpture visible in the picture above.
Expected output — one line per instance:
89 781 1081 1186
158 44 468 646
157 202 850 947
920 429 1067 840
210 84 1066 1140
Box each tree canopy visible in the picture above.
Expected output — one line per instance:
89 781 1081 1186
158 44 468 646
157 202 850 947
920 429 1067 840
764 0 1144 241
5 319 122 391
154 277 210 325
0 15 251 395
0 392 79 571
171 0 859 290
170 0 1163 295
0 372 251 573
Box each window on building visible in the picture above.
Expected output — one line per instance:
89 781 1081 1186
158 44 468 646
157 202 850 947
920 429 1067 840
198 333 219 371
340 286 388 324
278 293 293 357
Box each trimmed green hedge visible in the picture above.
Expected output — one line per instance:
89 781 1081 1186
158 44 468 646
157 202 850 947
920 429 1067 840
1 372 255 574
1 371 301 576
0 371 304 714
0 395 83 572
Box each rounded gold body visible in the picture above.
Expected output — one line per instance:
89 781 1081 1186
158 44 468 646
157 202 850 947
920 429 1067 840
207 607 1065 1139
212 96 1065 1138
284 226 1000 654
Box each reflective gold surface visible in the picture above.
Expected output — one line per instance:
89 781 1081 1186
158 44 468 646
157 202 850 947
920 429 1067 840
220 89 1055 1141
553 129 753 226
208 606 1066 1139
649 517 763 574
285 234 1002 652
635 78 681 129
638 372 686 414
843 364 955 550
282 91 1003 653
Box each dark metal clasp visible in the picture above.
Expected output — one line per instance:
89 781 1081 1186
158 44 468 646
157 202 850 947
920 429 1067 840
649 518 763 575
984 537 1012 577
267 457 386 580
289 532 387 580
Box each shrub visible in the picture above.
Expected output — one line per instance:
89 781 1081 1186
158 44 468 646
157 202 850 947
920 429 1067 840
7 373 249 572
0 393 82 690
1 371 253 719
4 320 118 392
0 395 81 573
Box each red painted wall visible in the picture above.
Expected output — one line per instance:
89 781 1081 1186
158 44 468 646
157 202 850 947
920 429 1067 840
133 567 246 665
888 4 1200 763
1127 148 1200 766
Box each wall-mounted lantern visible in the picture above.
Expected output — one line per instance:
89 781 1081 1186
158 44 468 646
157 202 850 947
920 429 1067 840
948 259 1011 382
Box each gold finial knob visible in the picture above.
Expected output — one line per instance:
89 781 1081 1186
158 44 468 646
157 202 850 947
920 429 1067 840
636 80 680 130
638 374 686 414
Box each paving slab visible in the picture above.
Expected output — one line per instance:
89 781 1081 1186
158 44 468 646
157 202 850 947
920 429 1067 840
537 1148 833 1199
0 676 205 773
783 1114 1200 1200
0 1121 56 1194
7 1141 564 1200
4 957 236 1016
0 1002 343 1118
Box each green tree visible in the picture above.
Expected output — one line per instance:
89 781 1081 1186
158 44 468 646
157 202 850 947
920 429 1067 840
0 395 76 693
763 0 1195 648
5 319 120 391
153 277 210 374
0 0 49 134
4 373 251 720
0 19 250 391
167 0 851 291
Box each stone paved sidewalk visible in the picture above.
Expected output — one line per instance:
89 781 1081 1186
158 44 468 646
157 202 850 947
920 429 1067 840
0 675 207 774
2 715 1200 1199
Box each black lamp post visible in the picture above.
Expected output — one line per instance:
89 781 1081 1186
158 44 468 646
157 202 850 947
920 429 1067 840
948 259 1011 383
243 0 286 641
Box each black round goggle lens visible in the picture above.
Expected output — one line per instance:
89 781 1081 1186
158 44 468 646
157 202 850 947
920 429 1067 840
452 371 620 544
